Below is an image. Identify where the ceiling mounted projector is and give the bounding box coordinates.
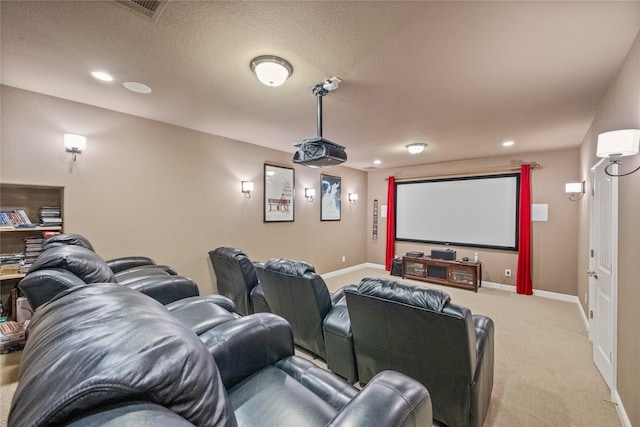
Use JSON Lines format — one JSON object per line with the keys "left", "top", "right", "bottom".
{"left": 293, "top": 78, "right": 347, "bottom": 168}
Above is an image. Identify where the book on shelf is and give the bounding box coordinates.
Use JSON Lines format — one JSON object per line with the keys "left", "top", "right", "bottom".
{"left": 23, "top": 238, "right": 43, "bottom": 270}
{"left": 39, "top": 206, "right": 62, "bottom": 227}
{"left": 0, "top": 210, "right": 33, "bottom": 227}
{"left": 0, "top": 253, "right": 25, "bottom": 275}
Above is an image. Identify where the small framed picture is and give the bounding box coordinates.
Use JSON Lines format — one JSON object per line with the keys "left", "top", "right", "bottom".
{"left": 264, "top": 164, "right": 295, "bottom": 222}
{"left": 320, "top": 174, "right": 341, "bottom": 221}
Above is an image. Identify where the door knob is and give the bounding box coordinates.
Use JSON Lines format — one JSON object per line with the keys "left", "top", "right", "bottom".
{"left": 587, "top": 270, "right": 598, "bottom": 279}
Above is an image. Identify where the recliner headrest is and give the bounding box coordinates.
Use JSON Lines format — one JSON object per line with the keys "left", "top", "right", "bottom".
{"left": 28, "top": 245, "right": 116, "bottom": 283}
{"left": 42, "top": 233, "right": 95, "bottom": 252}
{"left": 18, "top": 268, "right": 87, "bottom": 310}
{"left": 263, "top": 258, "right": 316, "bottom": 276}
{"left": 356, "top": 278, "right": 451, "bottom": 312}
{"left": 212, "top": 247, "right": 248, "bottom": 260}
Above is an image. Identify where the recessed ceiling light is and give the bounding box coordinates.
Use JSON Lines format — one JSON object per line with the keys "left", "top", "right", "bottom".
{"left": 374, "top": 160, "right": 381, "bottom": 165}
{"left": 91, "top": 71, "right": 114, "bottom": 82}
{"left": 123, "top": 81, "right": 152, "bottom": 94}
{"left": 503, "top": 140, "right": 515, "bottom": 147}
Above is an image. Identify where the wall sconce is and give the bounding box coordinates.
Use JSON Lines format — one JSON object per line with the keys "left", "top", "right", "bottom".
{"left": 565, "top": 181, "right": 585, "bottom": 201}
{"left": 250, "top": 55, "right": 293, "bottom": 87}
{"left": 64, "top": 133, "right": 87, "bottom": 161}
{"left": 596, "top": 129, "right": 640, "bottom": 177}
{"left": 241, "top": 181, "right": 253, "bottom": 199}
{"left": 348, "top": 193, "right": 358, "bottom": 205}
{"left": 305, "top": 188, "right": 315, "bottom": 202}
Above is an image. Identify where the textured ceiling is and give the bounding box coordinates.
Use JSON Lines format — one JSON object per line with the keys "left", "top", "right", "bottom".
{"left": 2, "top": 1, "right": 639, "bottom": 170}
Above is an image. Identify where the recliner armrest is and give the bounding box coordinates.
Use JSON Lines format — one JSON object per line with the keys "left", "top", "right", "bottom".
{"left": 327, "top": 371, "right": 432, "bottom": 427}
{"left": 115, "top": 267, "right": 170, "bottom": 285}
{"left": 167, "top": 296, "right": 239, "bottom": 335}
{"left": 199, "top": 313, "right": 294, "bottom": 389}
{"left": 166, "top": 294, "right": 237, "bottom": 314}
{"left": 124, "top": 275, "right": 199, "bottom": 305}
{"left": 330, "top": 287, "right": 347, "bottom": 306}
{"left": 115, "top": 265, "right": 177, "bottom": 282}
{"left": 275, "top": 356, "right": 358, "bottom": 411}
{"left": 106, "top": 256, "right": 156, "bottom": 274}
{"left": 471, "top": 315, "right": 495, "bottom": 426}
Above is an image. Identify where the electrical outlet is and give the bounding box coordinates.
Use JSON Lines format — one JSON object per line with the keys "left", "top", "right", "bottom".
{"left": 505, "top": 269, "right": 512, "bottom": 277}
{"left": 342, "top": 256, "right": 346, "bottom": 263}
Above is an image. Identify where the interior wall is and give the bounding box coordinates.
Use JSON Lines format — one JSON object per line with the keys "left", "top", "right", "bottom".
{"left": 367, "top": 147, "right": 580, "bottom": 296}
{"left": 577, "top": 30, "right": 640, "bottom": 426}
{"left": 0, "top": 86, "right": 368, "bottom": 294}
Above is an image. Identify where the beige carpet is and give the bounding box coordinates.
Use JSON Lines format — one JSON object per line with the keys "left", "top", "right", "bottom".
{"left": 0, "top": 267, "right": 619, "bottom": 426}
{"left": 324, "top": 267, "right": 619, "bottom": 427}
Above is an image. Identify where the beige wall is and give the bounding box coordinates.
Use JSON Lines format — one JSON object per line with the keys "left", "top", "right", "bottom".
{"left": 367, "top": 148, "right": 580, "bottom": 295}
{"left": 577, "top": 31, "right": 640, "bottom": 426}
{"left": 0, "top": 86, "right": 368, "bottom": 294}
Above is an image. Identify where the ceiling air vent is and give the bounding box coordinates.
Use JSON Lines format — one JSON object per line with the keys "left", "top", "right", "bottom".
{"left": 114, "top": 0, "right": 168, "bottom": 21}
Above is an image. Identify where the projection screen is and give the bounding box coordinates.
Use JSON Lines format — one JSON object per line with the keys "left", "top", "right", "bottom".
{"left": 395, "top": 174, "right": 520, "bottom": 251}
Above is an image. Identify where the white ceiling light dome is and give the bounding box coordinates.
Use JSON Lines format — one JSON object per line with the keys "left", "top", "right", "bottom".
{"left": 406, "top": 143, "right": 426, "bottom": 154}
{"left": 250, "top": 55, "right": 293, "bottom": 87}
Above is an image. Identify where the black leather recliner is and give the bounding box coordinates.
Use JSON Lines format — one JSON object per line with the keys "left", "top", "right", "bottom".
{"left": 9, "top": 283, "right": 433, "bottom": 427}
{"left": 255, "top": 258, "right": 357, "bottom": 383}
{"left": 344, "top": 277, "right": 495, "bottom": 427}
{"left": 208, "top": 247, "right": 268, "bottom": 315}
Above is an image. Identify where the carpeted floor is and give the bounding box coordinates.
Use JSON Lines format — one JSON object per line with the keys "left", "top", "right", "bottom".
{"left": 0, "top": 266, "right": 620, "bottom": 426}
{"left": 324, "top": 267, "right": 620, "bottom": 427}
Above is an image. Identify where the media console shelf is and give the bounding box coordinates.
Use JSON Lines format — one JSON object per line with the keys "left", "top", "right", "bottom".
{"left": 402, "top": 256, "right": 482, "bottom": 292}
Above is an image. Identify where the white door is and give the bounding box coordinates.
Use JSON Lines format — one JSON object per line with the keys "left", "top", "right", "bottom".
{"left": 589, "top": 160, "right": 617, "bottom": 390}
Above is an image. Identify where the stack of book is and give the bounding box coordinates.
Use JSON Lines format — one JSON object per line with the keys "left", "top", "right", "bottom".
{"left": 21, "top": 236, "right": 44, "bottom": 274}
{"left": 40, "top": 206, "right": 62, "bottom": 227}
{"left": 0, "top": 210, "right": 34, "bottom": 227}
{"left": 0, "top": 253, "right": 25, "bottom": 276}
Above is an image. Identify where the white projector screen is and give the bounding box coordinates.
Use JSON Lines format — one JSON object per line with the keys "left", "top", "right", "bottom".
{"left": 395, "top": 174, "right": 519, "bottom": 251}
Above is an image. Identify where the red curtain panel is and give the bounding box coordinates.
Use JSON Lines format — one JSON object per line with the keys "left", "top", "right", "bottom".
{"left": 516, "top": 164, "right": 533, "bottom": 295}
{"left": 385, "top": 176, "right": 396, "bottom": 271}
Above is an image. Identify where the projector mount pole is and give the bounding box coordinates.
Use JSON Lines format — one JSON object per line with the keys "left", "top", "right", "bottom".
{"left": 312, "top": 83, "right": 329, "bottom": 138}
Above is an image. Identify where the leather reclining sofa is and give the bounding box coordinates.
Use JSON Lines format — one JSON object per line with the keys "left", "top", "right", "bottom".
{"left": 17, "top": 233, "right": 240, "bottom": 338}
{"left": 18, "top": 234, "right": 202, "bottom": 309}
{"left": 9, "top": 283, "right": 433, "bottom": 427}
{"left": 344, "top": 277, "right": 495, "bottom": 427}
{"left": 41, "top": 233, "right": 178, "bottom": 276}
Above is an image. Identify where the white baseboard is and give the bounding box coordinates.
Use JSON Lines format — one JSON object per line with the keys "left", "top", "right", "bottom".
{"left": 481, "top": 281, "right": 590, "bottom": 331}
{"left": 613, "top": 389, "right": 631, "bottom": 427}
{"left": 321, "top": 262, "right": 385, "bottom": 279}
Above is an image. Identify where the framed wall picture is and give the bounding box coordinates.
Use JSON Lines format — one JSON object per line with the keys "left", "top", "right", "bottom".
{"left": 264, "top": 164, "right": 295, "bottom": 222}
{"left": 320, "top": 174, "right": 341, "bottom": 221}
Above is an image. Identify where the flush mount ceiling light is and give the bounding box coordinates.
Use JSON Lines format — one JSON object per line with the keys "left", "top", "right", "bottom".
{"left": 503, "top": 140, "right": 515, "bottom": 147}
{"left": 250, "top": 55, "right": 293, "bottom": 87}
{"left": 406, "top": 143, "right": 426, "bottom": 154}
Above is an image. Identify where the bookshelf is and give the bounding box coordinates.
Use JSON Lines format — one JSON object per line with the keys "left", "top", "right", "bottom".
{"left": 1, "top": 184, "right": 64, "bottom": 319}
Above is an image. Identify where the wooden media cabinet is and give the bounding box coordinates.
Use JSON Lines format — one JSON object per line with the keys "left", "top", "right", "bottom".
{"left": 402, "top": 256, "right": 482, "bottom": 292}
